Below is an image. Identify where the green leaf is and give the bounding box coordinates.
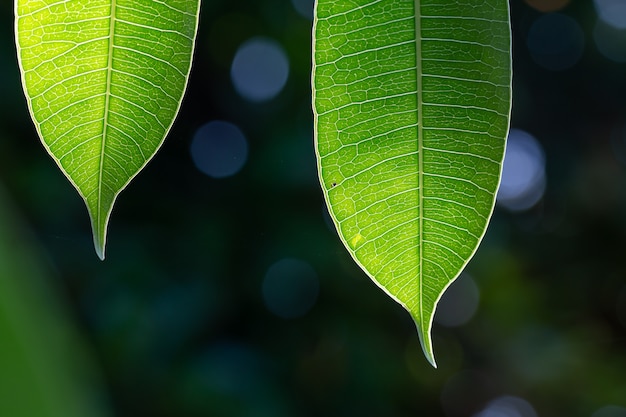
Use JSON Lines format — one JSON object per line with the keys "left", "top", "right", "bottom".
{"left": 313, "top": 0, "right": 511, "bottom": 366}
{"left": 15, "top": 0, "right": 200, "bottom": 259}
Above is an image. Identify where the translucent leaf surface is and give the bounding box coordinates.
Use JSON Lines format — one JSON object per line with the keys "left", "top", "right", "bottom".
{"left": 313, "top": 0, "right": 511, "bottom": 366}
{"left": 15, "top": 0, "right": 200, "bottom": 259}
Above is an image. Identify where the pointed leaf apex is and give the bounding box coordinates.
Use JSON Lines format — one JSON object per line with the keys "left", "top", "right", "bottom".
{"left": 90, "top": 217, "right": 107, "bottom": 261}
{"left": 95, "top": 244, "right": 105, "bottom": 261}
{"left": 414, "top": 316, "right": 437, "bottom": 368}
{"left": 421, "top": 338, "right": 437, "bottom": 369}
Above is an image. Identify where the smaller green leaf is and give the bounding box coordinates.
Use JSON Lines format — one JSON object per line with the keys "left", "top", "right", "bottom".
{"left": 15, "top": 0, "right": 201, "bottom": 259}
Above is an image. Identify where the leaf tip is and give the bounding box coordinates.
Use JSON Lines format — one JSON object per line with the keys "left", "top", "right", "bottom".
{"left": 423, "top": 347, "right": 438, "bottom": 369}
{"left": 94, "top": 239, "right": 106, "bottom": 261}
{"left": 90, "top": 219, "right": 107, "bottom": 261}
{"left": 419, "top": 333, "right": 437, "bottom": 369}
{"left": 412, "top": 314, "right": 438, "bottom": 368}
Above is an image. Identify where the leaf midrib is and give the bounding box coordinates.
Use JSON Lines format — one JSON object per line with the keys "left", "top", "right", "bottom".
{"left": 414, "top": 0, "right": 424, "bottom": 336}
{"left": 98, "top": 0, "right": 117, "bottom": 247}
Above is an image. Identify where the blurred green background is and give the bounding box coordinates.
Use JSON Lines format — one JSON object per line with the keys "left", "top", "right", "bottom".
{"left": 2, "top": 0, "right": 626, "bottom": 416}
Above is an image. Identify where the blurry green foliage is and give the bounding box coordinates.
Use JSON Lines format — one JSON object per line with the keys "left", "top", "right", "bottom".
{"left": 0, "top": 185, "right": 110, "bottom": 417}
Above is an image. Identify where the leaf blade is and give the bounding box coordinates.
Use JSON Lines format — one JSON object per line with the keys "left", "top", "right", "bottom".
{"left": 313, "top": 0, "right": 511, "bottom": 366}
{"left": 15, "top": 0, "right": 201, "bottom": 259}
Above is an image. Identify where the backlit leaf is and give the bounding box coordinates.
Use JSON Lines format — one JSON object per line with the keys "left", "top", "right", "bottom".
{"left": 313, "top": 0, "right": 511, "bottom": 366}
{"left": 15, "top": 0, "right": 200, "bottom": 259}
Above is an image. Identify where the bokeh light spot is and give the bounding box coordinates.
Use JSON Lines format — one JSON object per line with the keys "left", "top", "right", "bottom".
{"left": 527, "top": 13, "right": 584, "bottom": 71}
{"left": 473, "top": 396, "right": 538, "bottom": 417}
{"left": 592, "top": 405, "right": 626, "bottom": 417}
{"left": 497, "top": 129, "right": 546, "bottom": 212}
{"left": 190, "top": 121, "right": 248, "bottom": 178}
{"left": 231, "top": 37, "right": 289, "bottom": 102}
{"left": 594, "top": 0, "right": 626, "bottom": 29}
{"left": 593, "top": 20, "right": 626, "bottom": 62}
{"left": 291, "top": 0, "right": 314, "bottom": 20}
{"left": 525, "top": 0, "right": 570, "bottom": 13}
{"left": 262, "top": 258, "right": 319, "bottom": 319}
{"left": 198, "top": 343, "right": 258, "bottom": 394}
{"left": 435, "top": 273, "right": 480, "bottom": 327}
{"left": 509, "top": 326, "right": 574, "bottom": 382}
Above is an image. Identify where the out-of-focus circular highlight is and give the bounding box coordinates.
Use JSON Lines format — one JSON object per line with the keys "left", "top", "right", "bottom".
{"left": 291, "top": 0, "right": 314, "bottom": 20}
{"left": 594, "top": 20, "right": 626, "bottom": 62}
{"left": 592, "top": 405, "right": 626, "bottom": 417}
{"left": 231, "top": 37, "right": 290, "bottom": 102}
{"left": 190, "top": 121, "right": 248, "bottom": 179}
{"left": 527, "top": 13, "right": 584, "bottom": 71}
{"left": 262, "top": 258, "right": 319, "bottom": 319}
{"left": 435, "top": 274, "right": 480, "bottom": 328}
{"left": 594, "top": 0, "right": 626, "bottom": 30}
{"left": 473, "top": 395, "right": 538, "bottom": 417}
{"left": 497, "top": 129, "right": 546, "bottom": 212}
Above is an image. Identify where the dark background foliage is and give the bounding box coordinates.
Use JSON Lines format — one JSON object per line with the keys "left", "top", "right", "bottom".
{"left": 1, "top": 0, "right": 626, "bottom": 416}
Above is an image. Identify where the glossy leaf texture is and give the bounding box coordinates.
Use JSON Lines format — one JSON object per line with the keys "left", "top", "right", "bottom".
{"left": 313, "top": 0, "right": 511, "bottom": 366}
{"left": 15, "top": 0, "right": 200, "bottom": 259}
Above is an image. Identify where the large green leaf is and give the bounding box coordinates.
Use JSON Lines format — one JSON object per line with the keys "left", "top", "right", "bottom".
{"left": 313, "top": 0, "right": 511, "bottom": 366}
{"left": 15, "top": 0, "right": 200, "bottom": 259}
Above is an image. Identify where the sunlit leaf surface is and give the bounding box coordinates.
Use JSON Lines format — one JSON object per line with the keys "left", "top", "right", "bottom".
{"left": 313, "top": 0, "right": 511, "bottom": 366}
{"left": 15, "top": 0, "right": 200, "bottom": 259}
